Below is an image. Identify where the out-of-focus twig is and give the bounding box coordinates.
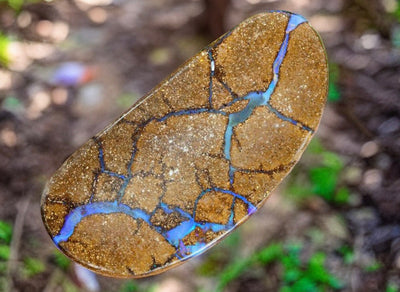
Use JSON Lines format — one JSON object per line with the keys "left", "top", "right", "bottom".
{"left": 5, "top": 197, "right": 31, "bottom": 292}
{"left": 42, "top": 269, "right": 64, "bottom": 292}
{"left": 340, "top": 104, "right": 375, "bottom": 139}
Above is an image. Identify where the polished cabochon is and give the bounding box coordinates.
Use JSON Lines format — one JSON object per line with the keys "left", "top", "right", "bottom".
{"left": 41, "top": 11, "right": 328, "bottom": 278}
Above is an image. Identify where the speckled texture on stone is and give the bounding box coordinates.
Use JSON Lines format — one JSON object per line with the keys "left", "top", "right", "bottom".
{"left": 41, "top": 11, "right": 328, "bottom": 278}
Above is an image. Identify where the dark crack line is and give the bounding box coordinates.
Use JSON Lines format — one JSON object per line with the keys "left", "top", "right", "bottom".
{"left": 235, "top": 161, "right": 296, "bottom": 176}
{"left": 88, "top": 171, "right": 100, "bottom": 203}
{"left": 160, "top": 92, "right": 174, "bottom": 111}
{"left": 217, "top": 76, "right": 239, "bottom": 101}
{"left": 265, "top": 103, "right": 314, "bottom": 132}
{"left": 93, "top": 138, "right": 127, "bottom": 180}
{"left": 194, "top": 164, "right": 205, "bottom": 190}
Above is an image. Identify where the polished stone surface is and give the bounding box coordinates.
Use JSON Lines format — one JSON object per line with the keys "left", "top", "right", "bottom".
{"left": 41, "top": 11, "right": 328, "bottom": 278}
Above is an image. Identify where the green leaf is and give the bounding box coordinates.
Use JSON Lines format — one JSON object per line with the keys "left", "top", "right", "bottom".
{"left": 290, "top": 277, "right": 318, "bottom": 292}
{"left": 0, "top": 221, "right": 12, "bottom": 244}
{"left": 217, "top": 257, "right": 253, "bottom": 291}
{"left": 197, "top": 254, "right": 222, "bottom": 276}
{"left": 0, "top": 32, "right": 10, "bottom": 67}
{"left": 221, "top": 230, "right": 241, "bottom": 248}
{"left": 309, "top": 167, "right": 338, "bottom": 200}
{"left": 394, "top": 1, "right": 400, "bottom": 23}
{"left": 364, "top": 261, "right": 382, "bottom": 272}
{"left": 23, "top": 257, "right": 46, "bottom": 277}
{"left": 337, "top": 245, "right": 354, "bottom": 264}
{"left": 328, "top": 277, "right": 344, "bottom": 290}
{"left": 146, "top": 284, "right": 158, "bottom": 292}
{"left": 283, "top": 267, "right": 301, "bottom": 283}
{"left": 285, "top": 242, "right": 303, "bottom": 255}
{"left": 308, "top": 151, "right": 344, "bottom": 201}
{"left": 328, "top": 83, "right": 341, "bottom": 102}
{"left": 283, "top": 243, "right": 302, "bottom": 267}
{"left": 386, "top": 282, "right": 399, "bottom": 292}
{"left": 5, "top": 0, "right": 24, "bottom": 11}
{"left": 306, "top": 252, "right": 343, "bottom": 289}
{"left": 307, "top": 253, "right": 332, "bottom": 284}
{"left": 328, "top": 62, "right": 341, "bottom": 102}
{"left": 334, "top": 187, "right": 350, "bottom": 205}
{"left": 279, "top": 285, "right": 293, "bottom": 292}
{"left": 307, "top": 139, "right": 324, "bottom": 154}
{"left": 308, "top": 252, "right": 326, "bottom": 268}
{"left": 0, "top": 245, "right": 10, "bottom": 260}
{"left": 119, "top": 281, "right": 139, "bottom": 292}
{"left": 321, "top": 152, "right": 343, "bottom": 171}
{"left": 62, "top": 279, "right": 80, "bottom": 292}
{"left": 257, "top": 243, "right": 283, "bottom": 264}
{"left": 53, "top": 250, "right": 70, "bottom": 270}
{"left": 286, "top": 184, "right": 313, "bottom": 201}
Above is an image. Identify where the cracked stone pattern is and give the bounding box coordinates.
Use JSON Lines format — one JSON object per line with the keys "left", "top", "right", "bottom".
{"left": 41, "top": 11, "right": 328, "bottom": 278}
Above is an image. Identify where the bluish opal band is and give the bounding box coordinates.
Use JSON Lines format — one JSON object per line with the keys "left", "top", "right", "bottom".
{"left": 54, "top": 188, "right": 255, "bottom": 258}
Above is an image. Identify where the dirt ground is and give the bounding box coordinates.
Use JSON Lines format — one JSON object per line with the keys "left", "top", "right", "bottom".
{"left": 0, "top": 0, "right": 399, "bottom": 291}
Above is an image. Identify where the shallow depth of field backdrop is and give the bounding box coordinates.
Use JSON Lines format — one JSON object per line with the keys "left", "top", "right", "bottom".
{"left": 0, "top": 0, "right": 400, "bottom": 291}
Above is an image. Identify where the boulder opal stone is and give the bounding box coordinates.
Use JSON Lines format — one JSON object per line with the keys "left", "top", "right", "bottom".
{"left": 41, "top": 11, "right": 328, "bottom": 278}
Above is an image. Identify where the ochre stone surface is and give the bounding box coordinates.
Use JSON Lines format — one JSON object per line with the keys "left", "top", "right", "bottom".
{"left": 41, "top": 11, "right": 328, "bottom": 278}
{"left": 269, "top": 23, "right": 328, "bottom": 129}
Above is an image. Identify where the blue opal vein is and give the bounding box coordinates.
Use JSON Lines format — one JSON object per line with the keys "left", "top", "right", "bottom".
{"left": 54, "top": 189, "right": 255, "bottom": 258}
{"left": 53, "top": 13, "right": 311, "bottom": 261}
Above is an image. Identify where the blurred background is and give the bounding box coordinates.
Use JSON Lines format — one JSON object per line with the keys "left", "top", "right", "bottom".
{"left": 0, "top": 0, "right": 400, "bottom": 291}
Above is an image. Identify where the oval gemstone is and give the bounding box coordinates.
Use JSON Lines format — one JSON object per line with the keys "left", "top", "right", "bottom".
{"left": 41, "top": 11, "right": 328, "bottom": 278}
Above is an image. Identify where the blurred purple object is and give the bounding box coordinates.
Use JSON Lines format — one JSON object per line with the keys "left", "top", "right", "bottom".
{"left": 52, "top": 62, "right": 94, "bottom": 86}
{"left": 73, "top": 263, "right": 100, "bottom": 292}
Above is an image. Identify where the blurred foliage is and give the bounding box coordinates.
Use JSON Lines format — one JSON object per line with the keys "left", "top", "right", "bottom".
{"left": 214, "top": 242, "right": 342, "bottom": 292}
{"left": 3, "top": 0, "right": 24, "bottom": 11}
{"left": 148, "top": 47, "right": 172, "bottom": 66}
{"left": 328, "top": 62, "right": 341, "bottom": 102}
{"left": 390, "top": 1, "right": 400, "bottom": 48}
{"left": 0, "top": 32, "right": 10, "bottom": 67}
{"left": 197, "top": 231, "right": 241, "bottom": 277}
{"left": 0, "top": 221, "right": 12, "bottom": 291}
{"left": 0, "top": 0, "right": 43, "bottom": 12}
{"left": 309, "top": 151, "right": 343, "bottom": 200}
{"left": 52, "top": 249, "right": 70, "bottom": 271}
{"left": 22, "top": 257, "right": 46, "bottom": 277}
{"left": 392, "top": 26, "right": 400, "bottom": 48}
{"left": 0, "top": 245, "right": 10, "bottom": 261}
{"left": 280, "top": 247, "right": 342, "bottom": 292}
{"left": 0, "top": 221, "right": 12, "bottom": 267}
{"left": 119, "top": 281, "right": 157, "bottom": 292}
{"left": 119, "top": 281, "right": 140, "bottom": 292}
{"left": 286, "top": 139, "right": 351, "bottom": 205}
{"left": 198, "top": 137, "right": 354, "bottom": 290}
{"left": 394, "top": 0, "right": 400, "bottom": 22}
{"left": 363, "top": 260, "right": 382, "bottom": 273}
{"left": 117, "top": 93, "right": 141, "bottom": 109}
{"left": 0, "top": 221, "right": 12, "bottom": 245}
{"left": 2, "top": 96, "right": 22, "bottom": 112}
{"left": 387, "top": 282, "right": 400, "bottom": 292}
{"left": 337, "top": 245, "right": 355, "bottom": 265}
{"left": 0, "top": 1, "right": 395, "bottom": 291}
